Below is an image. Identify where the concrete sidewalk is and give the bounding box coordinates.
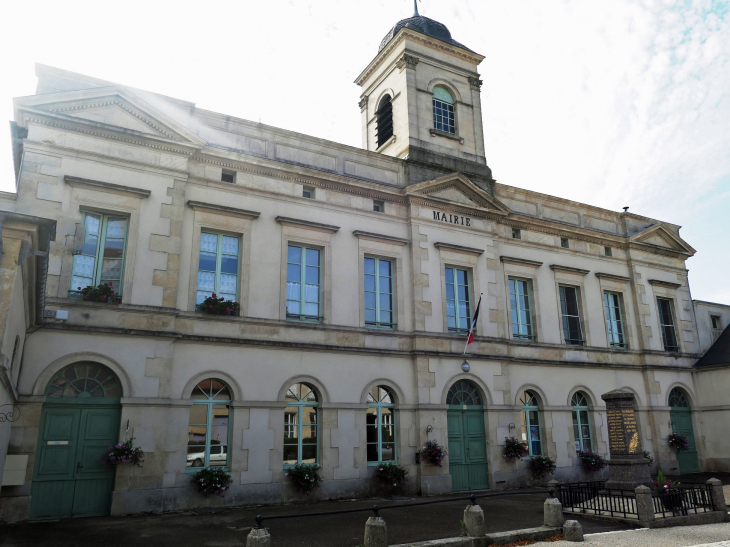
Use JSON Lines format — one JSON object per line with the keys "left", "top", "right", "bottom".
{"left": 0, "top": 492, "right": 633, "bottom": 547}
{"left": 535, "top": 522, "right": 730, "bottom": 547}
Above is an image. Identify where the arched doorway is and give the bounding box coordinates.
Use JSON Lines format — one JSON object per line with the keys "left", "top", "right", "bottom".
{"left": 30, "top": 362, "right": 122, "bottom": 520}
{"left": 669, "top": 388, "right": 699, "bottom": 474}
{"left": 446, "top": 380, "right": 488, "bottom": 491}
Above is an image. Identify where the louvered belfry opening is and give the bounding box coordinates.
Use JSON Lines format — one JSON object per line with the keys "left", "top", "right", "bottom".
{"left": 376, "top": 95, "right": 393, "bottom": 148}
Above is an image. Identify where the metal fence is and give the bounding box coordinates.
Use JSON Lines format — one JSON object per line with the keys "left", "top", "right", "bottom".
{"left": 558, "top": 481, "right": 639, "bottom": 519}
{"left": 652, "top": 484, "right": 715, "bottom": 518}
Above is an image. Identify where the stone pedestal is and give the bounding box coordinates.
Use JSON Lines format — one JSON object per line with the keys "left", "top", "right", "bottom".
{"left": 364, "top": 516, "right": 388, "bottom": 547}
{"left": 543, "top": 497, "right": 564, "bottom": 527}
{"left": 601, "top": 390, "right": 652, "bottom": 490}
{"left": 463, "top": 504, "right": 485, "bottom": 537}
{"left": 707, "top": 478, "right": 730, "bottom": 520}
{"left": 634, "top": 485, "right": 655, "bottom": 527}
{"left": 246, "top": 528, "right": 271, "bottom": 547}
{"left": 563, "top": 520, "right": 584, "bottom": 542}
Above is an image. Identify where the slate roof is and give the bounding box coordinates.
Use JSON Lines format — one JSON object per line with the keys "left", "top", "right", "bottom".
{"left": 378, "top": 16, "right": 473, "bottom": 53}
{"left": 694, "top": 324, "right": 730, "bottom": 368}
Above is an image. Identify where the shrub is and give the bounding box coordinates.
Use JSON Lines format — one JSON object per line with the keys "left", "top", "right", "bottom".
{"left": 421, "top": 440, "right": 447, "bottom": 467}
{"left": 192, "top": 467, "right": 233, "bottom": 498}
{"left": 503, "top": 437, "right": 529, "bottom": 463}
{"left": 286, "top": 463, "right": 322, "bottom": 494}
{"left": 528, "top": 455, "right": 556, "bottom": 479}
{"left": 667, "top": 433, "right": 689, "bottom": 452}
{"left": 654, "top": 470, "right": 680, "bottom": 488}
{"left": 199, "top": 293, "right": 240, "bottom": 316}
{"left": 643, "top": 450, "right": 655, "bottom": 464}
{"left": 78, "top": 282, "right": 120, "bottom": 304}
{"left": 577, "top": 450, "right": 607, "bottom": 473}
{"left": 374, "top": 462, "right": 408, "bottom": 492}
{"left": 101, "top": 437, "right": 144, "bottom": 469}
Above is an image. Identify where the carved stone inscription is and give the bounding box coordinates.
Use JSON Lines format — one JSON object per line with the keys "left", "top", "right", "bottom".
{"left": 607, "top": 407, "right": 639, "bottom": 455}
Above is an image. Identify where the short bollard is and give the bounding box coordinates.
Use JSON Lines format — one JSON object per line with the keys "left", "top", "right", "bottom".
{"left": 246, "top": 527, "right": 271, "bottom": 547}
{"left": 634, "top": 485, "right": 655, "bottom": 527}
{"left": 463, "top": 504, "right": 485, "bottom": 537}
{"left": 543, "top": 496, "right": 564, "bottom": 527}
{"left": 364, "top": 515, "right": 388, "bottom": 547}
{"left": 707, "top": 478, "right": 729, "bottom": 520}
{"left": 563, "top": 520, "right": 584, "bottom": 542}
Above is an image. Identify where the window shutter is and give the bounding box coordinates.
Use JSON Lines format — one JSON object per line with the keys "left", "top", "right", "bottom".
{"left": 72, "top": 222, "right": 85, "bottom": 254}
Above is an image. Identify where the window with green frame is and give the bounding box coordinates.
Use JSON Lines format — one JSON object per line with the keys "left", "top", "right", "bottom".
{"left": 571, "top": 392, "right": 593, "bottom": 453}
{"left": 559, "top": 286, "right": 584, "bottom": 346}
{"left": 657, "top": 298, "right": 679, "bottom": 352}
{"left": 604, "top": 292, "right": 626, "bottom": 349}
{"left": 365, "top": 257, "right": 394, "bottom": 329}
{"left": 510, "top": 278, "right": 535, "bottom": 341}
{"left": 286, "top": 245, "right": 321, "bottom": 322}
{"left": 446, "top": 267, "right": 471, "bottom": 333}
{"left": 196, "top": 232, "right": 240, "bottom": 306}
{"left": 366, "top": 386, "right": 396, "bottom": 464}
{"left": 187, "top": 379, "right": 231, "bottom": 470}
{"left": 519, "top": 390, "right": 542, "bottom": 456}
{"left": 71, "top": 212, "right": 128, "bottom": 295}
{"left": 283, "top": 383, "right": 319, "bottom": 465}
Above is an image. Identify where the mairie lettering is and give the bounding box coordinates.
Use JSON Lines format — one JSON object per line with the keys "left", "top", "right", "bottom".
{"left": 432, "top": 210, "right": 471, "bottom": 227}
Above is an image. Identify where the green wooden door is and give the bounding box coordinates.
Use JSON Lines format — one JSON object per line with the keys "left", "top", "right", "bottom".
{"left": 30, "top": 405, "right": 120, "bottom": 519}
{"left": 447, "top": 409, "right": 489, "bottom": 491}
{"left": 671, "top": 409, "right": 699, "bottom": 474}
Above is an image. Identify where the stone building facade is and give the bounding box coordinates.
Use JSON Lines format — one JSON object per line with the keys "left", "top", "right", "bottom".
{"left": 0, "top": 11, "right": 727, "bottom": 522}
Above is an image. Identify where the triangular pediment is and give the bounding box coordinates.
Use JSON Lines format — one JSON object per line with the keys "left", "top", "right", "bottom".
{"left": 629, "top": 223, "right": 696, "bottom": 256}
{"left": 405, "top": 173, "right": 510, "bottom": 214}
{"left": 14, "top": 86, "right": 205, "bottom": 148}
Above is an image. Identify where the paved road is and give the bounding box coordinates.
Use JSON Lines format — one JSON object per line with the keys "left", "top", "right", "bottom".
{"left": 0, "top": 492, "right": 634, "bottom": 547}
{"left": 534, "top": 522, "right": 730, "bottom": 547}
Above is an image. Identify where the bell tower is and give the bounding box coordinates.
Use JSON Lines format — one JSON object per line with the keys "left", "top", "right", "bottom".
{"left": 355, "top": 6, "right": 494, "bottom": 192}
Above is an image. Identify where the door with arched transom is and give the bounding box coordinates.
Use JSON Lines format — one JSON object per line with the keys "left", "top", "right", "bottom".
{"left": 30, "top": 363, "right": 122, "bottom": 520}
{"left": 669, "top": 388, "right": 699, "bottom": 474}
{"left": 446, "top": 380, "right": 489, "bottom": 491}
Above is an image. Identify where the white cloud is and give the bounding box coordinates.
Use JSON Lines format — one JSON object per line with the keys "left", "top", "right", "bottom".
{"left": 0, "top": 0, "right": 727, "bottom": 302}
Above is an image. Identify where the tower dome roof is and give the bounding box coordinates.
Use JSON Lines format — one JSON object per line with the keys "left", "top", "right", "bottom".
{"left": 378, "top": 15, "right": 473, "bottom": 53}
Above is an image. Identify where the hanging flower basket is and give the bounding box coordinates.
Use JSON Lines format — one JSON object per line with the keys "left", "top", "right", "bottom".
{"left": 577, "top": 451, "right": 607, "bottom": 473}
{"left": 101, "top": 437, "right": 144, "bottom": 469}
{"left": 197, "top": 293, "right": 240, "bottom": 316}
{"left": 374, "top": 462, "right": 408, "bottom": 493}
{"left": 503, "top": 437, "right": 529, "bottom": 463}
{"left": 528, "top": 455, "right": 556, "bottom": 479}
{"left": 192, "top": 467, "right": 233, "bottom": 498}
{"left": 667, "top": 433, "right": 689, "bottom": 452}
{"left": 285, "top": 463, "right": 322, "bottom": 495}
{"left": 421, "top": 440, "right": 447, "bottom": 467}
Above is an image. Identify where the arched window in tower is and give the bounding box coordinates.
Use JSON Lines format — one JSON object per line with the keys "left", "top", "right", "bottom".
{"left": 432, "top": 86, "right": 455, "bottom": 134}
{"left": 571, "top": 391, "right": 593, "bottom": 453}
{"left": 376, "top": 95, "right": 393, "bottom": 148}
{"left": 520, "top": 390, "right": 542, "bottom": 456}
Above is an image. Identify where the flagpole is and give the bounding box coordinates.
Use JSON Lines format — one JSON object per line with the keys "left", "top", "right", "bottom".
{"left": 463, "top": 293, "right": 483, "bottom": 356}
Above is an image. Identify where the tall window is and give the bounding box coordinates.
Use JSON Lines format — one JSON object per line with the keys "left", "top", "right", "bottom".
{"left": 71, "top": 212, "right": 128, "bottom": 294}
{"left": 187, "top": 379, "right": 231, "bottom": 469}
{"left": 287, "top": 245, "right": 321, "bottom": 322}
{"left": 446, "top": 267, "right": 470, "bottom": 334}
{"left": 365, "top": 257, "right": 394, "bottom": 329}
{"left": 366, "top": 386, "right": 396, "bottom": 464}
{"left": 520, "top": 390, "right": 542, "bottom": 456}
{"left": 510, "top": 278, "right": 534, "bottom": 341}
{"left": 196, "top": 232, "right": 240, "bottom": 306}
{"left": 376, "top": 95, "right": 393, "bottom": 147}
{"left": 559, "top": 286, "right": 584, "bottom": 346}
{"left": 604, "top": 292, "right": 626, "bottom": 349}
{"left": 571, "top": 392, "right": 593, "bottom": 453}
{"left": 283, "top": 383, "right": 318, "bottom": 465}
{"left": 657, "top": 298, "right": 679, "bottom": 352}
{"left": 432, "top": 86, "right": 455, "bottom": 134}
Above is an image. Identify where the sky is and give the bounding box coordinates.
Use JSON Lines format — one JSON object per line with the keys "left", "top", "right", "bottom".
{"left": 1, "top": 0, "right": 728, "bottom": 303}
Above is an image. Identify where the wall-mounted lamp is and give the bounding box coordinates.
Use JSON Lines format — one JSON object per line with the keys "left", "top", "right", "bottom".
{"left": 461, "top": 361, "right": 470, "bottom": 373}
{"left": 508, "top": 423, "right": 515, "bottom": 433}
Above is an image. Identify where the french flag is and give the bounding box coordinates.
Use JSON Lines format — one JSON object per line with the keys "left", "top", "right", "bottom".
{"left": 465, "top": 295, "right": 482, "bottom": 346}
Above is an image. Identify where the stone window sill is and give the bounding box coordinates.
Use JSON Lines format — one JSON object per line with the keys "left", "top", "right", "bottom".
{"left": 430, "top": 128, "right": 464, "bottom": 144}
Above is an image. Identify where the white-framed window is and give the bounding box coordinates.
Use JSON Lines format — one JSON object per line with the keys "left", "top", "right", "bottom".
{"left": 711, "top": 315, "right": 722, "bottom": 330}
{"left": 559, "top": 286, "right": 584, "bottom": 346}
{"left": 196, "top": 232, "right": 240, "bottom": 307}
{"left": 283, "top": 383, "right": 319, "bottom": 465}
{"left": 604, "top": 292, "right": 626, "bottom": 349}
{"left": 604, "top": 246, "right": 613, "bottom": 257}
{"left": 512, "top": 228, "right": 522, "bottom": 240}
{"left": 221, "top": 169, "right": 236, "bottom": 183}
{"left": 445, "top": 267, "right": 471, "bottom": 334}
{"left": 520, "top": 390, "right": 542, "bottom": 456}
{"left": 71, "top": 212, "right": 129, "bottom": 296}
{"left": 187, "top": 379, "right": 231, "bottom": 470}
{"left": 365, "top": 257, "right": 394, "bottom": 329}
{"left": 373, "top": 200, "right": 384, "bottom": 213}
{"left": 303, "top": 186, "right": 315, "bottom": 199}
{"left": 561, "top": 237, "right": 569, "bottom": 249}
{"left": 571, "top": 392, "right": 593, "bottom": 453}
{"left": 657, "top": 298, "right": 679, "bottom": 352}
{"left": 366, "top": 386, "right": 396, "bottom": 464}
{"left": 286, "top": 245, "right": 321, "bottom": 322}
{"left": 509, "top": 278, "right": 535, "bottom": 341}
{"left": 432, "top": 86, "right": 455, "bottom": 134}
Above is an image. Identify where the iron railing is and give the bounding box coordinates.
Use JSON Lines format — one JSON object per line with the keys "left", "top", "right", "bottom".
{"left": 253, "top": 489, "right": 554, "bottom": 530}
{"left": 558, "top": 481, "right": 639, "bottom": 519}
{"left": 653, "top": 484, "right": 715, "bottom": 518}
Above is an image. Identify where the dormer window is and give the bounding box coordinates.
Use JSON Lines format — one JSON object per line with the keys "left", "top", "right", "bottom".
{"left": 432, "top": 87, "right": 455, "bottom": 134}
{"left": 376, "top": 95, "right": 393, "bottom": 148}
